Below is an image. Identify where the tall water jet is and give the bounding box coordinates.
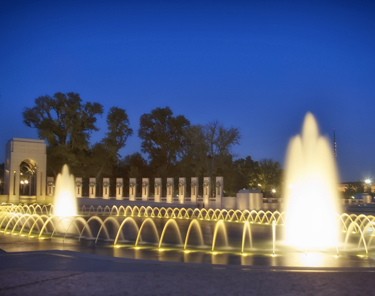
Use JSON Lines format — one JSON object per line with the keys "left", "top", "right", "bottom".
{"left": 283, "top": 112, "right": 340, "bottom": 250}
{"left": 53, "top": 164, "right": 77, "bottom": 216}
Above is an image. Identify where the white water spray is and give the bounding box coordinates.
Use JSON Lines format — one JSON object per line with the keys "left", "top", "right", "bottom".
{"left": 53, "top": 164, "right": 77, "bottom": 216}
{"left": 284, "top": 112, "right": 340, "bottom": 250}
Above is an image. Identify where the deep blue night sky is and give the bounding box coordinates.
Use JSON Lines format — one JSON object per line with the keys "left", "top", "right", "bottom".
{"left": 1, "top": 0, "right": 374, "bottom": 182}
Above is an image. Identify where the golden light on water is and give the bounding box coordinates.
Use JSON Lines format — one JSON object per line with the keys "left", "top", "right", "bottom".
{"left": 284, "top": 113, "right": 340, "bottom": 250}
{"left": 299, "top": 252, "right": 324, "bottom": 267}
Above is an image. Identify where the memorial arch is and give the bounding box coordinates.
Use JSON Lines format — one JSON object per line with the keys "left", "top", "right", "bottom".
{"left": 4, "top": 138, "right": 46, "bottom": 203}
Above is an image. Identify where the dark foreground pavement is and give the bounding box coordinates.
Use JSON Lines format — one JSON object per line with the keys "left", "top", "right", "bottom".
{"left": 0, "top": 249, "right": 374, "bottom": 296}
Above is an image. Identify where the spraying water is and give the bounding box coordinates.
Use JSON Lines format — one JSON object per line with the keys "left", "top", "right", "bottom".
{"left": 284, "top": 112, "right": 340, "bottom": 250}
{"left": 53, "top": 164, "right": 77, "bottom": 216}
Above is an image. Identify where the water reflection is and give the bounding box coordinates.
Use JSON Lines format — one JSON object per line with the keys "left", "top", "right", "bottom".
{"left": 1, "top": 234, "right": 373, "bottom": 268}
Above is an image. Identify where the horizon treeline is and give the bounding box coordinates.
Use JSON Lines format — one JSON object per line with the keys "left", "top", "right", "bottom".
{"left": 21, "top": 92, "right": 283, "bottom": 197}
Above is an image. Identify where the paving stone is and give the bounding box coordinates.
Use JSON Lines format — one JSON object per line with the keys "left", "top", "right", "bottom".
{"left": 0, "top": 251, "right": 374, "bottom": 296}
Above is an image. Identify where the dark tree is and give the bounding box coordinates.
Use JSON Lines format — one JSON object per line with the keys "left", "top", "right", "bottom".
{"left": 138, "top": 107, "right": 190, "bottom": 170}
{"left": 23, "top": 92, "right": 103, "bottom": 149}
{"left": 183, "top": 121, "right": 240, "bottom": 179}
{"left": 102, "top": 107, "right": 133, "bottom": 158}
{"left": 85, "top": 107, "right": 134, "bottom": 178}
{"left": 231, "top": 156, "right": 260, "bottom": 191}
{"left": 257, "top": 159, "right": 283, "bottom": 197}
{"left": 22, "top": 92, "right": 103, "bottom": 175}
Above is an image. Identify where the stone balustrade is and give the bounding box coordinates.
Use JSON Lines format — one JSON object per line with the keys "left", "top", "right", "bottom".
{"left": 45, "top": 176, "right": 224, "bottom": 207}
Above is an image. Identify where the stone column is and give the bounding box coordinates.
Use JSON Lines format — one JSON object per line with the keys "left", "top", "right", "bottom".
{"left": 75, "top": 178, "right": 82, "bottom": 198}
{"left": 178, "top": 178, "right": 186, "bottom": 204}
{"left": 154, "top": 178, "right": 162, "bottom": 202}
{"left": 166, "top": 178, "right": 174, "bottom": 203}
{"left": 103, "top": 178, "right": 110, "bottom": 199}
{"left": 8, "top": 170, "right": 19, "bottom": 204}
{"left": 142, "top": 178, "right": 149, "bottom": 201}
{"left": 129, "top": 178, "right": 136, "bottom": 201}
{"left": 215, "top": 176, "right": 224, "bottom": 208}
{"left": 89, "top": 178, "right": 96, "bottom": 199}
{"left": 203, "top": 177, "right": 211, "bottom": 207}
{"left": 116, "top": 178, "right": 123, "bottom": 200}
{"left": 190, "top": 177, "right": 198, "bottom": 204}
{"left": 47, "top": 177, "right": 54, "bottom": 197}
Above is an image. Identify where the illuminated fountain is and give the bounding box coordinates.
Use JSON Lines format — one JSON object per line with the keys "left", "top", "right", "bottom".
{"left": 283, "top": 112, "right": 340, "bottom": 250}
{"left": 0, "top": 113, "right": 375, "bottom": 267}
{"left": 53, "top": 164, "right": 77, "bottom": 217}
{"left": 0, "top": 203, "right": 374, "bottom": 266}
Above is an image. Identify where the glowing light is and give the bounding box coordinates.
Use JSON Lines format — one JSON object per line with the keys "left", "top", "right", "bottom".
{"left": 299, "top": 252, "right": 324, "bottom": 267}
{"left": 0, "top": 202, "right": 374, "bottom": 264}
{"left": 53, "top": 165, "right": 77, "bottom": 217}
{"left": 284, "top": 113, "right": 340, "bottom": 250}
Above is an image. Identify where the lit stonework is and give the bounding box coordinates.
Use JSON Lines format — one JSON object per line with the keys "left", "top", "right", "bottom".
{"left": 4, "top": 138, "right": 46, "bottom": 203}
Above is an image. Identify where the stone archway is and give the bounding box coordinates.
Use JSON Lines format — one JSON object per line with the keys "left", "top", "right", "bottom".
{"left": 19, "top": 159, "right": 37, "bottom": 197}
{"left": 4, "top": 138, "right": 46, "bottom": 204}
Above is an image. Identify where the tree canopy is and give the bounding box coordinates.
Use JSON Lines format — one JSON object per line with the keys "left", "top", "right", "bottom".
{"left": 23, "top": 92, "right": 103, "bottom": 150}
{"left": 102, "top": 107, "right": 133, "bottom": 157}
{"left": 23, "top": 92, "right": 104, "bottom": 175}
{"left": 183, "top": 121, "right": 240, "bottom": 179}
{"left": 138, "top": 106, "right": 190, "bottom": 170}
{"left": 257, "top": 159, "right": 283, "bottom": 197}
{"left": 21, "top": 93, "right": 285, "bottom": 196}
{"left": 23, "top": 92, "right": 136, "bottom": 177}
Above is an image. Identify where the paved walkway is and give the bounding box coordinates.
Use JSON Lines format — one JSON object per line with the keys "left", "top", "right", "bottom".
{"left": 0, "top": 248, "right": 374, "bottom": 296}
